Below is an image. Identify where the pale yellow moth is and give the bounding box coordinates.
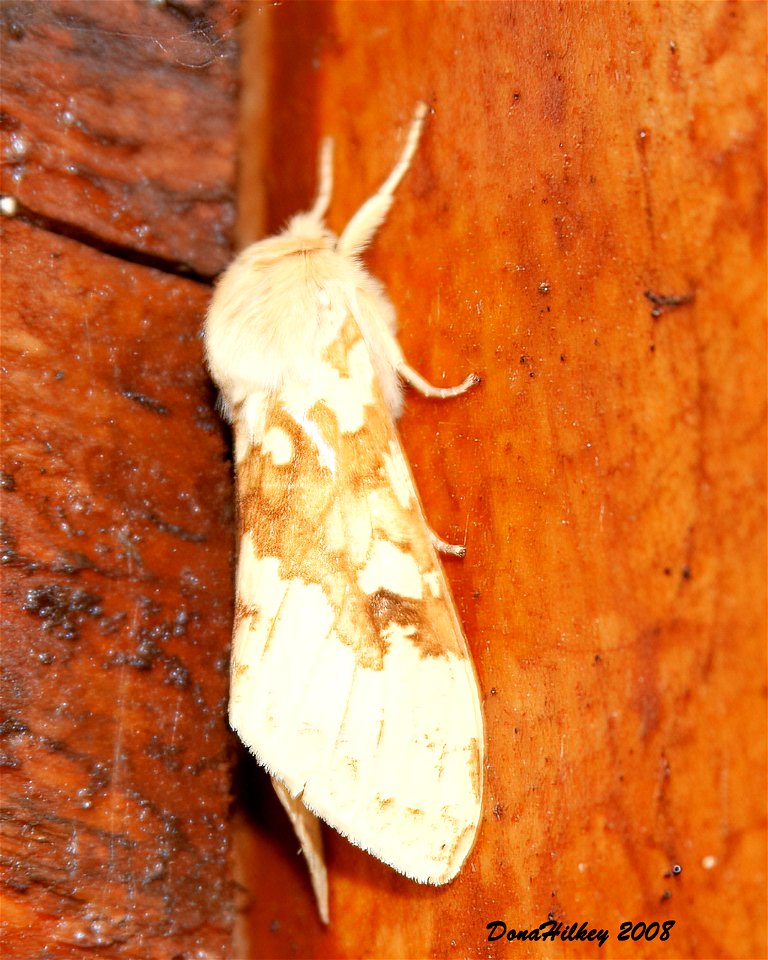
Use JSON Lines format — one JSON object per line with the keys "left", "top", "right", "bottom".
{"left": 205, "top": 103, "right": 484, "bottom": 919}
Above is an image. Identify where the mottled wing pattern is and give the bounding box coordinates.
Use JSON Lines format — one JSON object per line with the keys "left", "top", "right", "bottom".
{"left": 230, "top": 314, "right": 483, "bottom": 883}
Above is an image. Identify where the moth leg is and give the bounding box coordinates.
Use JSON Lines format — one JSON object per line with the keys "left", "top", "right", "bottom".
{"left": 430, "top": 529, "right": 466, "bottom": 558}
{"left": 399, "top": 362, "right": 480, "bottom": 399}
{"left": 271, "top": 778, "right": 329, "bottom": 924}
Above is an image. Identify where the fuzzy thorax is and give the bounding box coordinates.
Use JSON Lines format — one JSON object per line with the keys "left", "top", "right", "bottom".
{"left": 205, "top": 223, "right": 404, "bottom": 428}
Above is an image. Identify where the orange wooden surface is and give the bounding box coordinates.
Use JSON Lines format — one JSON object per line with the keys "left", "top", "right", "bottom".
{"left": 231, "top": 3, "right": 767, "bottom": 958}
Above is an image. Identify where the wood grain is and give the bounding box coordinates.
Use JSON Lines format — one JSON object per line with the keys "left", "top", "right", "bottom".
{"left": 1, "top": 0, "right": 239, "bottom": 277}
{"left": 232, "top": 3, "right": 767, "bottom": 958}
{"left": 1, "top": 2, "right": 240, "bottom": 956}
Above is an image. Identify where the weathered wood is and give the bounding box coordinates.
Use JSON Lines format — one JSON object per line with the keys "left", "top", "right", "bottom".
{"left": 1, "top": 222, "right": 236, "bottom": 959}
{"left": 1, "top": 0, "right": 240, "bottom": 277}
{"left": 1, "top": 2, "right": 240, "bottom": 956}
{"left": 233, "top": 2, "right": 767, "bottom": 958}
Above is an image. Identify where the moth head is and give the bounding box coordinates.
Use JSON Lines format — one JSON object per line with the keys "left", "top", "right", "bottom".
{"left": 280, "top": 133, "right": 395, "bottom": 259}
{"left": 227, "top": 217, "right": 336, "bottom": 267}
{"left": 276, "top": 105, "right": 428, "bottom": 261}
{"left": 282, "top": 212, "right": 337, "bottom": 253}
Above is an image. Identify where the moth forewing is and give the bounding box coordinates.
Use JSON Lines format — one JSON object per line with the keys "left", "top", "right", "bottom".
{"left": 206, "top": 103, "right": 484, "bottom": 905}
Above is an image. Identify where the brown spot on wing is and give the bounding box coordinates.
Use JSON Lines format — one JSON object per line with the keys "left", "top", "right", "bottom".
{"left": 367, "top": 588, "right": 420, "bottom": 631}
{"left": 366, "top": 588, "right": 452, "bottom": 659}
{"left": 234, "top": 597, "right": 260, "bottom": 627}
{"left": 321, "top": 333, "right": 355, "bottom": 377}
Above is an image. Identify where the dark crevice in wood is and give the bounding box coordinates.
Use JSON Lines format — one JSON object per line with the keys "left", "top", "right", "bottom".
{"left": 6, "top": 200, "right": 217, "bottom": 284}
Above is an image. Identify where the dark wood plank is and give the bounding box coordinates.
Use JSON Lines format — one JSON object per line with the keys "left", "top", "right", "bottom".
{"left": 1, "top": 2, "right": 241, "bottom": 955}
{"left": 1, "top": 0, "right": 240, "bottom": 277}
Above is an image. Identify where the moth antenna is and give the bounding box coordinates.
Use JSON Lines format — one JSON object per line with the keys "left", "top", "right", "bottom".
{"left": 338, "top": 101, "right": 429, "bottom": 256}
{"left": 376, "top": 101, "right": 429, "bottom": 200}
{"left": 309, "top": 137, "right": 334, "bottom": 221}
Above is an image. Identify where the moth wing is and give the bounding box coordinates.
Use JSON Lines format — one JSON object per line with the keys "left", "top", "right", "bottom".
{"left": 230, "top": 316, "right": 483, "bottom": 884}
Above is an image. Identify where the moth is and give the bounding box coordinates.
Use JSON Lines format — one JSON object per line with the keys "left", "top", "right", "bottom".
{"left": 205, "top": 103, "right": 484, "bottom": 918}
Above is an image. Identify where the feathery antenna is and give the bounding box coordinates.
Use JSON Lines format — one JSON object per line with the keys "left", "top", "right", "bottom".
{"left": 338, "top": 102, "right": 430, "bottom": 256}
